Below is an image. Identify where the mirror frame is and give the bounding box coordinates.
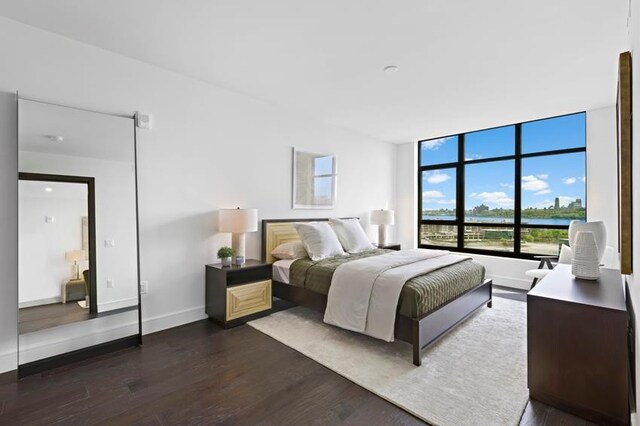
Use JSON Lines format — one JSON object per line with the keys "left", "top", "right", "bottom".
{"left": 16, "top": 96, "right": 143, "bottom": 377}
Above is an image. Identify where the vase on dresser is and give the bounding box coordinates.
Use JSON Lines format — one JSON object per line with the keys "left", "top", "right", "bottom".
{"left": 571, "top": 231, "right": 600, "bottom": 280}
{"left": 568, "top": 220, "right": 607, "bottom": 263}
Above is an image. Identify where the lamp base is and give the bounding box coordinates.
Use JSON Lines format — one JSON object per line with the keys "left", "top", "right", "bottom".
{"left": 231, "top": 232, "right": 246, "bottom": 259}
{"left": 378, "top": 225, "right": 388, "bottom": 246}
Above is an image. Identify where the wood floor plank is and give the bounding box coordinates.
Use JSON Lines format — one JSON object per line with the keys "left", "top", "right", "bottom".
{"left": 0, "top": 315, "right": 598, "bottom": 425}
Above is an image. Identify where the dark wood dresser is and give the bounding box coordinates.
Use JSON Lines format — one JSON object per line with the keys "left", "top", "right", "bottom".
{"left": 527, "top": 264, "right": 629, "bottom": 425}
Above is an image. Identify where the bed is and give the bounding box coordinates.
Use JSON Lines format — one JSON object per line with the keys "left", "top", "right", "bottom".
{"left": 262, "top": 218, "right": 492, "bottom": 366}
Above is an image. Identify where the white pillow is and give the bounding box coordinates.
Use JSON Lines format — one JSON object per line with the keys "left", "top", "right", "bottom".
{"left": 329, "top": 218, "right": 375, "bottom": 253}
{"left": 558, "top": 244, "right": 573, "bottom": 264}
{"left": 294, "top": 222, "right": 347, "bottom": 261}
{"left": 271, "top": 241, "right": 308, "bottom": 260}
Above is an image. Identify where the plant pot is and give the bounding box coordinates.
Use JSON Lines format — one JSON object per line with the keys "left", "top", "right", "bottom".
{"left": 221, "top": 257, "right": 232, "bottom": 267}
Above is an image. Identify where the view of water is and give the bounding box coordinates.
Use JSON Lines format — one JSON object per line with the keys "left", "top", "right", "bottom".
{"left": 422, "top": 215, "right": 573, "bottom": 226}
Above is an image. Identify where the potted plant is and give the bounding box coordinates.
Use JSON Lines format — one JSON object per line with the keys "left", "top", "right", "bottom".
{"left": 217, "top": 246, "right": 235, "bottom": 267}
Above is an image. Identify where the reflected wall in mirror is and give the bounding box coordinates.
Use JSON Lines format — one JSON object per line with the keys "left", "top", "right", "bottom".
{"left": 292, "top": 148, "right": 337, "bottom": 209}
{"left": 18, "top": 98, "right": 140, "bottom": 369}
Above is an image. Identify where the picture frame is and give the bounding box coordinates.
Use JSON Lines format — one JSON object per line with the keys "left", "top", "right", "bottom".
{"left": 292, "top": 148, "right": 337, "bottom": 209}
{"left": 616, "top": 51, "right": 633, "bottom": 274}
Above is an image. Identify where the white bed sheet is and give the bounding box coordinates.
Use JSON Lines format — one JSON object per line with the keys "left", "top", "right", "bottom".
{"left": 272, "top": 259, "right": 297, "bottom": 284}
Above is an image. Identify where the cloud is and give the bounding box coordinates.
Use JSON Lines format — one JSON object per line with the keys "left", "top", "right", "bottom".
{"left": 422, "top": 190, "right": 445, "bottom": 200}
{"left": 536, "top": 174, "right": 549, "bottom": 179}
{"left": 580, "top": 176, "right": 586, "bottom": 182}
{"left": 465, "top": 154, "right": 483, "bottom": 161}
{"left": 535, "top": 189, "right": 551, "bottom": 195}
{"left": 522, "top": 175, "right": 549, "bottom": 192}
{"left": 471, "top": 191, "right": 514, "bottom": 207}
{"left": 436, "top": 199, "right": 456, "bottom": 205}
{"left": 500, "top": 183, "right": 515, "bottom": 189}
{"left": 422, "top": 137, "right": 452, "bottom": 150}
{"left": 425, "top": 171, "right": 451, "bottom": 184}
{"left": 562, "top": 177, "right": 577, "bottom": 185}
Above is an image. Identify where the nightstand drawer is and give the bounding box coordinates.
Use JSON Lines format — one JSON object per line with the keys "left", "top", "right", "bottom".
{"left": 226, "top": 280, "right": 272, "bottom": 321}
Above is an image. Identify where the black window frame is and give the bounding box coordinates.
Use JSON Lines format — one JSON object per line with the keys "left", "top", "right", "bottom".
{"left": 418, "top": 112, "right": 587, "bottom": 260}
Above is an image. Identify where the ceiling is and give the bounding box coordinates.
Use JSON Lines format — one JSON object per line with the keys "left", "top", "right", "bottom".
{"left": 19, "top": 99, "right": 135, "bottom": 163}
{"left": 0, "top": 1, "right": 630, "bottom": 142}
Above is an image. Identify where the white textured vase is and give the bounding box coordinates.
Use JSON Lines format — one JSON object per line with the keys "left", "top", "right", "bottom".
{"left": 568, "top": 220, "right": 606, "bottom": 263}
{"left": 571, "top": 231, "right": 600, "bottom": 280}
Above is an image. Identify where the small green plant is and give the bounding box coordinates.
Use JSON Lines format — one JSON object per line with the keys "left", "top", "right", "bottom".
{"left": 217, "top": 246, "right": 235, "bottom": 258}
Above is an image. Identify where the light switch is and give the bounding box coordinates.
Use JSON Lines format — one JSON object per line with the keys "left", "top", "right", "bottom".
{"left": 45, "top": 216, "right": 55, "bottom": 223}
{"left": 107, "top": 279, "right": 114, "bottom": 288}
{"left": 104, "top": 240, "right": 116, "bottom": 247}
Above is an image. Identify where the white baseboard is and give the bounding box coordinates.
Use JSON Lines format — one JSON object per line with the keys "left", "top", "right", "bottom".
{"left": 141, "top": 305, "right": 207, "bottom": 335}
{"left": 19, "top": 297, "right": 61, "bottom": 309}
{"left": 487, "top": 274, "right": 532, "bottom": 291}
{"left": 0, "top": 349, "right": 17, "bottom": 374}
{"left": 98, "top": 297, "right": 138, "bottom": 312}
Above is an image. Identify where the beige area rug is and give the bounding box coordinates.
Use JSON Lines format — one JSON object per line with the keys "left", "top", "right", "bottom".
{"left": 248, "top": 297, "right": 528, "bottom": 426}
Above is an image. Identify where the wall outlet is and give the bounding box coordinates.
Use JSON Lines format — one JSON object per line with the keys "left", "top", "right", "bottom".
{"left": 104, "top": 240, "right": 116, "bottom": 247}
{"left": 140, "top": 281, "right": 149, "bottom": 294}
{"left": 45, "top": 216, "right": 55, "bottom": 223}
{"left": 106, "top": 279, "right": 114, "bottom": 288}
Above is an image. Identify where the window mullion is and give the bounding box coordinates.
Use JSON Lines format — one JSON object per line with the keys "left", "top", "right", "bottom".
{"left": 457, "top": 134, "right": 465, "bottom": 250}
{"left": 514, "top": 124, "right": 522, "bottom": 254}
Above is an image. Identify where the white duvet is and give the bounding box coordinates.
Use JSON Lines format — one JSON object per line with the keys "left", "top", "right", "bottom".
{"left": 323, "top": 249, "right": 471, "bottom": 342}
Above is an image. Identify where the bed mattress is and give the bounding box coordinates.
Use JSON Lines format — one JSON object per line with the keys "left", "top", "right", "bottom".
{"left": 284, "top": 249, "right": 486, "bottom": 319}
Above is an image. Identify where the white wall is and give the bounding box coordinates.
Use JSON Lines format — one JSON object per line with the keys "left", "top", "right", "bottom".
{"left": 396, "top": 107, "right": 620, "bottom": 290}
{"left": 19, "top": 180, "right": 88, "bottom": 305}
{"left": 395, "top": 142, "right": 417, "bottom": 250}
{"left": 0, "top": 17, "right": 396, "bottom": 373}
{"left": 20, "top": 151, "right": 139, "bottom": 312}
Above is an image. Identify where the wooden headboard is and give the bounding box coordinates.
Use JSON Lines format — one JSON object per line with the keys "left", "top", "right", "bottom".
{"left": 261, "top": 218, "right": 356, "bottom": 263}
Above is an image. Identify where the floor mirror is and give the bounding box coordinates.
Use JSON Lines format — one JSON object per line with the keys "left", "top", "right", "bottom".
{"left": 17, "top": 98, "right": 141, "bottom": 376}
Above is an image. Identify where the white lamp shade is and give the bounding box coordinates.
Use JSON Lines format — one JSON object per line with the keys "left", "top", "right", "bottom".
{"left": 65, "top": 250, "right": 85, "bottom": 262}
{"left": 219, "top": 208, "right": 258, "bottom": 233}
{"left": 371, "top": 210, "right": 395, "bottom": 225}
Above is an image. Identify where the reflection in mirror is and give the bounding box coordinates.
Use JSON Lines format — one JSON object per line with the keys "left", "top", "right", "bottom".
{"left": 292, "top": 149, "right": 337, "bottom": 209}
{"left": 18, "top": 98, "right": 140, "bottom": 369}
{"left": 18, "top": 175, "right": 95, "bottom": 333}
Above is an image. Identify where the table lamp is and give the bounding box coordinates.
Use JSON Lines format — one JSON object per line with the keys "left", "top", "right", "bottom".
{"left": 219, "top": 208, "right": 258, "bottom": 263}
{"left": 371, "top": 209, "right": 394, "bottom": 246}
{"left": 65, "top": 249, "right": 85, "bottom": 280}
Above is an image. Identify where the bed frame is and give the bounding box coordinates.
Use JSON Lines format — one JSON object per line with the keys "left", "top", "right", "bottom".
{"left": 261, "top": 218, "right": 492, "bottom": 366}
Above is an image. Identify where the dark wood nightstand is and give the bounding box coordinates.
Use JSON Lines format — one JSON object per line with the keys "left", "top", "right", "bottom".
{"left": 375, "top": 243, "right": 401, "bottom": 251}
{"left": 205, "top": 259, "right": 272, "bottom": 328}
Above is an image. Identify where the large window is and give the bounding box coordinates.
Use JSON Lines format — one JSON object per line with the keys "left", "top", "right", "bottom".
{"left": 418, "top": 112, "right": 586, "bottom": 258}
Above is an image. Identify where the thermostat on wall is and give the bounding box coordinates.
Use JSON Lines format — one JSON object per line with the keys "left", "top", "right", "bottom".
{"left": 135, "top": 112, "right": 153, "bottom": 130}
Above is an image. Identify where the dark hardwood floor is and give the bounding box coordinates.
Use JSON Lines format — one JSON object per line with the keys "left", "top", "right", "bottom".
{"left": 19, "top": 302, "right": 90, "bottom": 334}
{"left": 0, "top": 289, "right": 596, "bottom": 425}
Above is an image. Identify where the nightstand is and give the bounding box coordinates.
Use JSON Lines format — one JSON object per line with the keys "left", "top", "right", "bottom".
{"left": 205, "top": 260, "right": 272, "bottom": 328}
{"left": 375, "top": 243, "right": 401, "bottom": 251}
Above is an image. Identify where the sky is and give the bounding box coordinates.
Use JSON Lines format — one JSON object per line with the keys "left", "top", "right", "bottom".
{"left": 421, "top": 113, "right": 586, "bottom": 214}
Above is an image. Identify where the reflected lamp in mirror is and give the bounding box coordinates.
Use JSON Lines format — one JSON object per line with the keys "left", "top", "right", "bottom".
{"left": 292, "top": 149, "right": 337, "bottom": 209}
{"left": 219, "top": 208, "right": 258, "bottom": 261}
{"left": 65, "top": 249, "right": 85, "bottom": 280}
{"left": 371, "top": 210, "right": 394, "bottom": 246}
